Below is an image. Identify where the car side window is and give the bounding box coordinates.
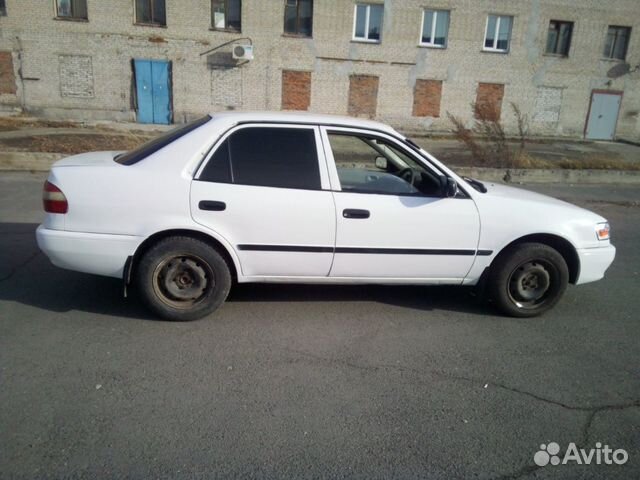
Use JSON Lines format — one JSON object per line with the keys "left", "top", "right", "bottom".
{"left": 200, "top": 127, "right": 321, "bottom": 190}
{"left": 327, "top": 132, "right": 443, "bottom": 196}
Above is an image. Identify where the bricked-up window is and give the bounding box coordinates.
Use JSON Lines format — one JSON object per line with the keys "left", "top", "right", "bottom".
{"left": 475, "top": 83, "right": 504, "bottom": 121}
{"left": 282, "top": 70, "right": 311, "bottom": 111}
{"left": 0, "top": 0, "right": 6, "bottom": 16}
{"left": 413, "top": 80, "right": 442, "bottom": 117}
{"left": 135, "top": 0, "right": 166, "bottom": 26}
{"left": 348, "top": 75, "right": 379, "bottom": 118}
{"left": 56, "top": 0, "right": 88, "bottom": 20}
{"left": 0, "top": 51, "right": 17, "bottom": 95}
{"left": 284, "top": 0, "right": 313, "bottom": 37}
{"left": 420, "top": 10, "right": 449, "bottom": 47}
{"left": 604, "top": 26, "right": 631, "bottom": 60}
{"left": 546, "top": 20, "right": 573, "bottom": 56}
{"left": 483, "top": 15, "right": 512, "bottom": 52}
{"left": 353, "top": 4, "right": 384, "bottom": 43}
{"left": 211, "top": 0, "right": 241, "bottom": 32}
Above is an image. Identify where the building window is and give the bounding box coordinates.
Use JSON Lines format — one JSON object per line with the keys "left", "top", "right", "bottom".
{"left": 420, "top": 10, "right": 449, "bottom": 47}
{"left": 604, "top": 26, "right": 631, "bottom": 60}
{"left": 211, "top": 0, "right": 241, "bottom": 31}
{"left": 483, "top": 14, "right": 512, "bottom": 52}
{"left": 0, "top": 0, "right": 6, "bottom": 16}
{"left": 545, "top": 20, "right": 573, "bottom": 56}
{"left": 353, "top": 4, "right": 384, "bottom": 43}
{"left": 56, "top": 0, "right": 88, "bottom": 20}
{"left": 135, "top": 0, "right": 166, "bottom": 26}
{"left": 284, "top": 0, "right": 313, "bottom": 37}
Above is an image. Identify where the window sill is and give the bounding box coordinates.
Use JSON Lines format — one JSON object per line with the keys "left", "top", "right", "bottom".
{"left": 351, "top": 39, "right": 381, "bottom": 44}
{"left": 543, "top": 53, "right": 569, "bottom": 58}
{"left": 282, "top": 33, "right": 313, "bottom": 39}
{"left": 210, "top": 27, "right": 242, "bottom": 34}
{"left": 418, "top": 43, "right": 446, "bottom": 49}
{"left": 134, "top": 22, "right": 167, "bottom": 28}
{"left": 54, "top": 16, "right": 89, "bottom": 22}
{"left": 600, "top": 57, "right": 626, "bottom": 63}
{"left": 481, "top": 48, "right": 509, "bottom": 54}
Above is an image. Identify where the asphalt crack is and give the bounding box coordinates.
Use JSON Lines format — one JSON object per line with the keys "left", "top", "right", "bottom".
{"left": 0, "top": 250, "right": 41, "bottom": 283}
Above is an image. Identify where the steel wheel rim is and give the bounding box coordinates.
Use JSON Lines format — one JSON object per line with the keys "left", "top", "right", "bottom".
{"left": 507, "top": 260, "right": 554, "bottom": 310}
{"left": 152, "top": 253, "right": 215, "bottom": 309}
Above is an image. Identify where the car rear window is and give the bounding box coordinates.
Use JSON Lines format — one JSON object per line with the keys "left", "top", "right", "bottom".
{"left": 115, "top": 115, "right": 211, "bottom": 165}
{"left": 199, "top": 127, "right": 321, "bottom": 190}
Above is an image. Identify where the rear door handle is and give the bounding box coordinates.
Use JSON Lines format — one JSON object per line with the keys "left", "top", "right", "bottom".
{"left": 343, "top": 209, "right": 370, "bottom": 219}
{"left": 199, "top": 200, "right": 226, "bottom": 211}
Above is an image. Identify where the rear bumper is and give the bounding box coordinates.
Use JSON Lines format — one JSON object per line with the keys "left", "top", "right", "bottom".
{"left": 36, "top": 225, "right": 142, "bottom": 279}
{"left": 576, "top": 244, "right": 616, "bottom": 285}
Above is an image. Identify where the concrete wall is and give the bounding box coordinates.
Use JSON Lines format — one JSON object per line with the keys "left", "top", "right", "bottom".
{"left": 0, "top": 0, "right": 638, "bottom": 140}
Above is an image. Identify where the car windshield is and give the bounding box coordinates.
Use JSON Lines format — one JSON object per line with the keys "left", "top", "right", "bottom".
{"left": 115, "top": 116, "right": 211, "bottom": 165}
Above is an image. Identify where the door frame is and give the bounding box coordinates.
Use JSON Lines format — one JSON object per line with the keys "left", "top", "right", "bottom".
{"left": 583, "top": 89, "right": 623, "bottom": 140}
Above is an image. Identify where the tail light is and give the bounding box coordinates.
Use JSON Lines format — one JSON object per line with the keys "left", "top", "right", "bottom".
{"left": 43, "top": 181, "right": 68, "bottom": 214}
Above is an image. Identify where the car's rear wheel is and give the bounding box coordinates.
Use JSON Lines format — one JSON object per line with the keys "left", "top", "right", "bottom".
{"left": 136, "top": 236, "right": 231, "bottom": 321}
{"left": 488, "top": 242, "right": 569, "bottom": 318}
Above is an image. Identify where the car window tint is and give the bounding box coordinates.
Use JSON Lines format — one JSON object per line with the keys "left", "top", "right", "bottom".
{"left": 200, "top": 138, "right": 232, "bottom": 183}
{"left": 227, "top": 127, "right": 320, "bottom": 190}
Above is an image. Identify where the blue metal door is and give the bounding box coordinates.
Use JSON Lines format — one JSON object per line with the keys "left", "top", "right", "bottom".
{"left": 134, "top": 59, "right": 172, "bottom": 125}
{"left": 586, "top": 92, "right": 621, "bottom": 140}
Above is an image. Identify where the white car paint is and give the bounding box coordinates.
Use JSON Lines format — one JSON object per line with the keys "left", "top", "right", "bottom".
{"left": 36, "top": 111, "right": 615, "bottom": 292}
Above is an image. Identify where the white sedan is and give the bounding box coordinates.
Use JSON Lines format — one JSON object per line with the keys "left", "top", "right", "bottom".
{"left": 37, "top": 112, "right": 615, "bottom": 321}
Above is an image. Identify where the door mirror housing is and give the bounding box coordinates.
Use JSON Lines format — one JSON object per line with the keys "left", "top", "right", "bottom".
{"left": 440, "top": 176, "right": 459, "bottom": 198}
{"left": 374, "top": 156, "right": 388, "bottom": 170}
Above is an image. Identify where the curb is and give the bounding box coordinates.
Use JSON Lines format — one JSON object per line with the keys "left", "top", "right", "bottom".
{"left": 1, "top": 151, "right": 640, "bottom": 185}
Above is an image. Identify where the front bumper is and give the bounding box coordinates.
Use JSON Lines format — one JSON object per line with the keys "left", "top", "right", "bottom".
{"left": 36, "top": 225, "right": 142, "bottom": 279}
{"left": 576, "top": 244, "right": 616, "bottom": 285}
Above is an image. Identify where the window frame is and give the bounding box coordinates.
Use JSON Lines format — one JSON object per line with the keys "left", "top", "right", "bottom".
{"left": 0, "top": 0, "right": 7, "bottom": 16}
{"left": 352, "top": 3, "right": 384, "bottom": 44}
{"left": 195, "top": 123, "right": 330, "bottom": 191}
{"left": 55, "top": 0, "right": 88, "bottom": 21}
{"left": 134, "top": 0, "right": 166, "bottom": 27}
{"left": 483, "top": 14, "right": 513, "bottom": 53}
{"left": 545, "top": 19, "right": 573, "bottom": 57}
{"left": 419, "top": 9, "right": 450, "bottom": 48}
{"left": 320, "top": 126, "right": 455, "bottom": 198}
{"left": 283, "top": 0, "right": 313, "bottom": 38}
{"left": 211, "top": 0, "right": 241, "bottom": 32}
{"left": 604, "top": 25, "right": 632, "bottom": 60}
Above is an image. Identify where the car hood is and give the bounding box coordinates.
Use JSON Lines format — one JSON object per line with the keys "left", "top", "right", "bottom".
{"left": 480, "top": 182, "right": 606, "bottom": 222}
{"left": 53, "top": 151, "right": 124, "bottom": 168}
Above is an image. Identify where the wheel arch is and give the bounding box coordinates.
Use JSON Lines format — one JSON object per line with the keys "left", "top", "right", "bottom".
{"left": 129, "top": 228, "right": 240, "bottom": 283}
{"left": 492, "top": 233, "right": 580, "bottom": 284}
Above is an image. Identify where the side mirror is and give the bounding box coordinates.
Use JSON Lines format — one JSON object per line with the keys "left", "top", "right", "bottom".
{"left": 440, "top": 176, "right": 459, "bottom": 197}
{"left": 374, "top": 156, "right": 388, "bottom": 170}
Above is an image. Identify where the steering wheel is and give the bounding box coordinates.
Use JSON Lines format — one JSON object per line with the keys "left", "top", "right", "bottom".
{"left": 397, "top": 167, "right": 416, "bottom": 186}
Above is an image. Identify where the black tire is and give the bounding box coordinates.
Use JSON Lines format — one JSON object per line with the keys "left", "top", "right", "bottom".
{"left": 488, "top": 242, "right": 569, "bottom": 318}
{"left": 135, "top": 236, "right": 232, "bottom": 321}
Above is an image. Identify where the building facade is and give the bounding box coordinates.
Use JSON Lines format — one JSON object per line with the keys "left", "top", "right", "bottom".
{"left": 0, "top": 0, "right": 638, "bottom": 140}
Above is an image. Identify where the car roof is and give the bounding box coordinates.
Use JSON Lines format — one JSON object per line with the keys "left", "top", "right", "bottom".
{"left": 207, "top": 111, "right": 399, "bottom": 135}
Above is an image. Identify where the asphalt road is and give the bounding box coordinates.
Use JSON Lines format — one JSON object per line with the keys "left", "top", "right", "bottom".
{"left": 1, "top": 172, "right": 639, "bottom": 479}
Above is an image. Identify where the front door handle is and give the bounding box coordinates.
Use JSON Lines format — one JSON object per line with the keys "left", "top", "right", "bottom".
{"left": 199, "top": 200, "right": 226, "bottom": 211}
{"left": 343, "top": 209, "right": 370, "bottom": 219}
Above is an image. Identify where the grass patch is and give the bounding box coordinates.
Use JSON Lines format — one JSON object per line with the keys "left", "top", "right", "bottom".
{"left": 1, "top": 133, "right": 150, "bottom": 154}
{"left": 0, "top": 116, "right": 81, "bottom": 132}
{"left": 511, "top": 152, "right": 640, "bottom": 171}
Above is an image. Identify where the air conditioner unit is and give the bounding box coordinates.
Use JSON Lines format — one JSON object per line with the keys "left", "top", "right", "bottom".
{"left": 232, "top": 45, "right": 254, "bottom": 61}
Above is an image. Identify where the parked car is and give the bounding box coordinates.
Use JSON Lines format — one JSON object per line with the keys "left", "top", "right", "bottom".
{"left": 37, "top": 112, "right": 615, "bottom": 321}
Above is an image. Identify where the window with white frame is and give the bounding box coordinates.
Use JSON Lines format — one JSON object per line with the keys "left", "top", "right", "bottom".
{"left": 604, "top": 26, "right": 631, "bottom": 60}
{"left": 484, "top": 14, "right": 513, "bottom": 52}
{"left": 353, "top": 4, "right": 384, "bottom": 43}
{"left": 420, "top": 9, "right": 450, "bottom": 47}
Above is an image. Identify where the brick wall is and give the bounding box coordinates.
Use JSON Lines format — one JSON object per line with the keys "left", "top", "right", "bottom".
{"left": 475, "top": 83, "right": 505, "bottom": 121}
{"left": 0, "top": 51, "right": 16, "bottom": 95}
{"left": 348, "top": 75, "right": 378, "bottom": 118}
{"left": 412, "top": 79, "right": 442, "bottom": 117}
{"left": 281, "top": 70, "right": 311, "bottom": 111}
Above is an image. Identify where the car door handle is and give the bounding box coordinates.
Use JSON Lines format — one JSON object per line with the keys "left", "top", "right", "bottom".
{"left": 199, "top": 200, "right": 226, "bottom": 211}
{"left": 343, "top": 209, "right": 370, "bottom": 219}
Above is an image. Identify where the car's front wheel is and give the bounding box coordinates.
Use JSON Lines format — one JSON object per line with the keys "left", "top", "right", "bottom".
{"left": 136, "top": 236, "right": 232, "bottom": 321}
{"left": 488, "top": 242, "right": 569, "bottom": 318}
